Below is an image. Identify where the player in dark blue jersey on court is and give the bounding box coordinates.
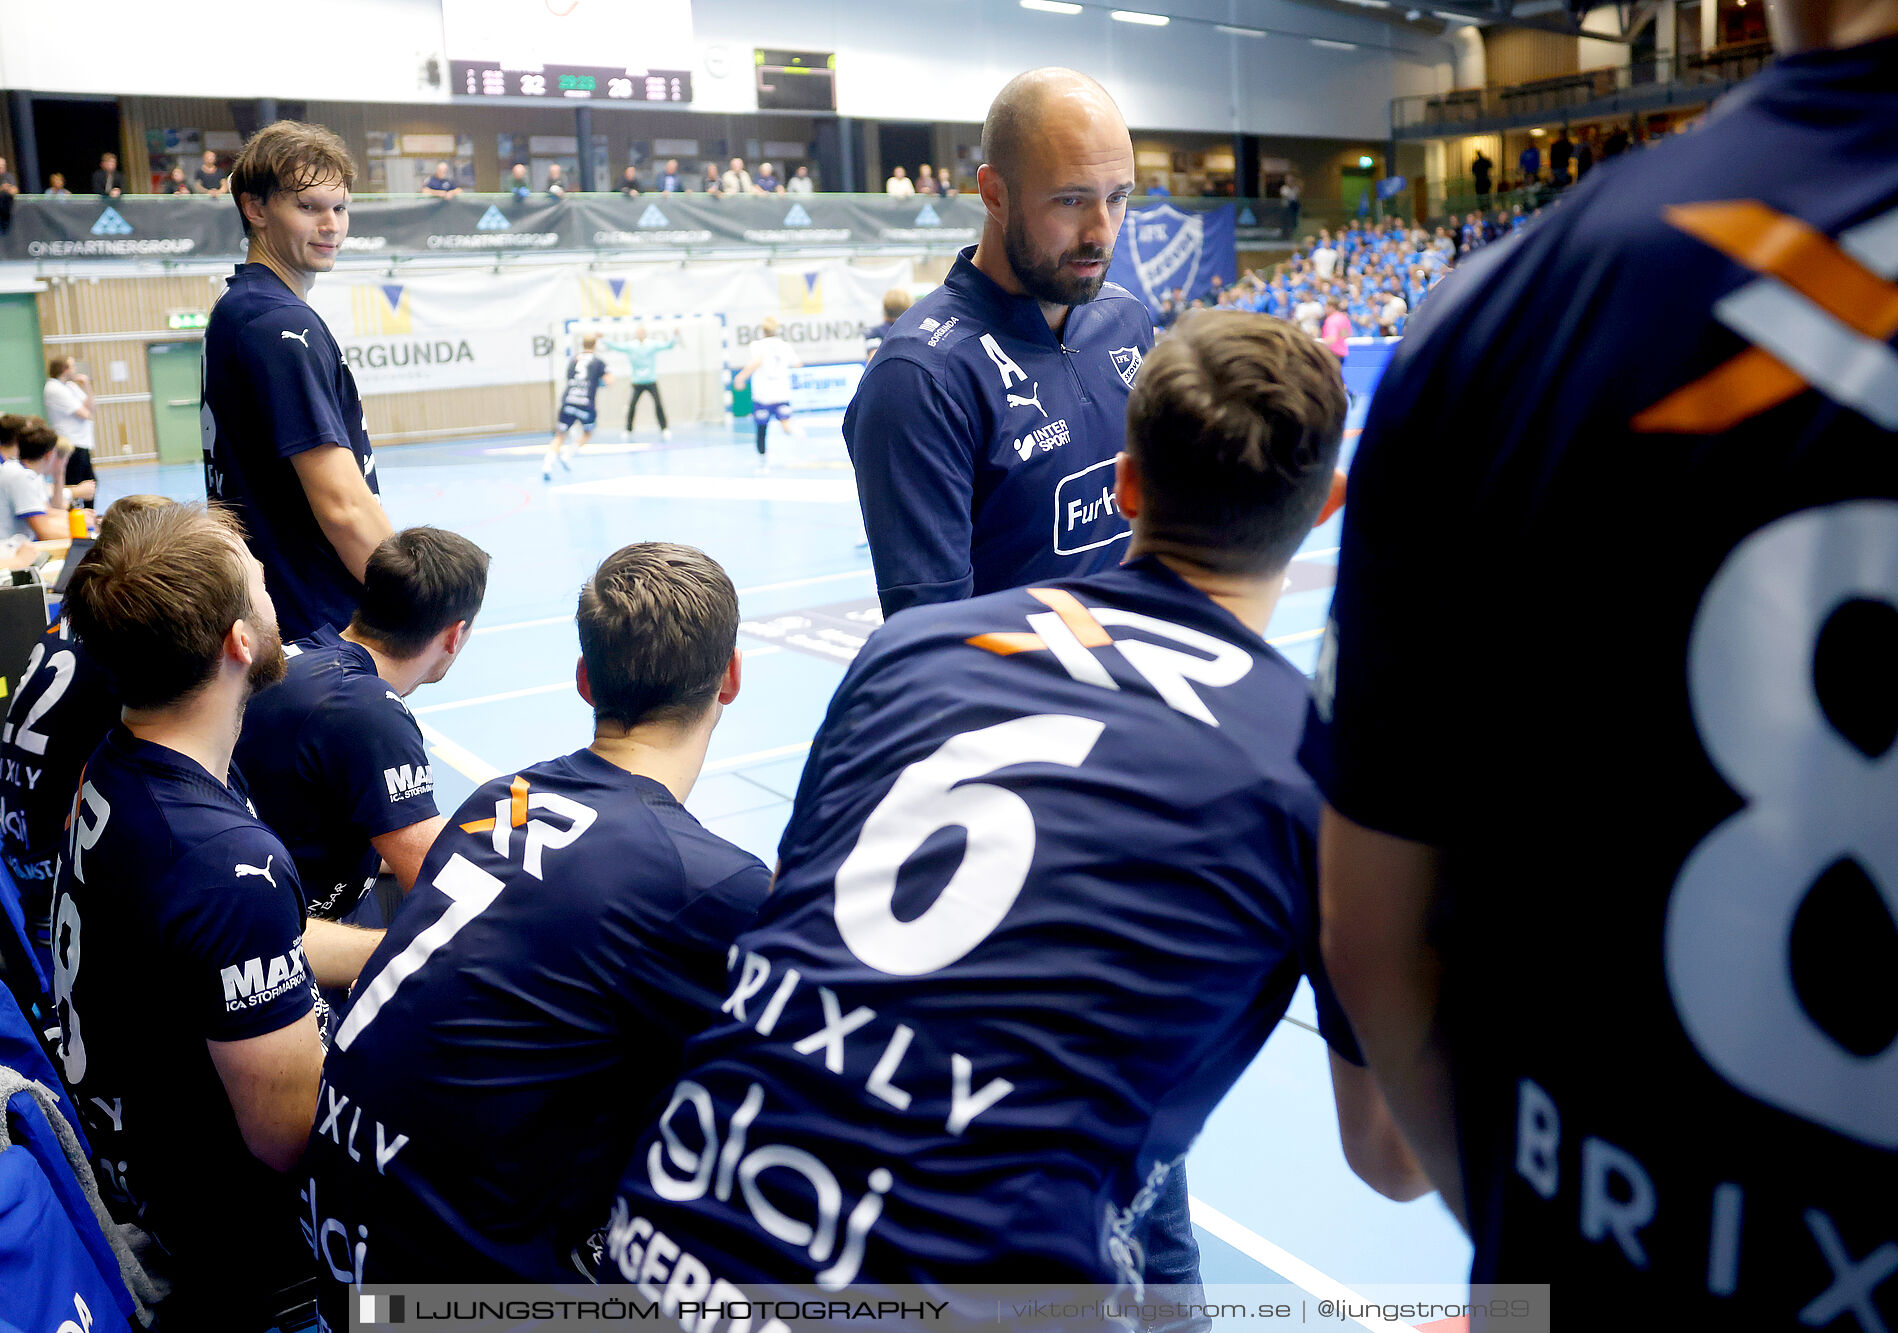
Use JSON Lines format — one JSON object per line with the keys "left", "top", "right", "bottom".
{"left": 543, "top": 333, "right": 613, "bottom": 479}
{"left": 50, "top": 504, "right": 331, "bottom": 1331}
{"left": 1306, "top": 7, "right": 1898, "bottom": 1324}
{"left": 0, "top": 496, "right": 170, "bottom": 973}
{"left": 846, "top": 69, "right": 1154, "bottom": 617}
{"left": 304, "top": 543, "right": 771, "bottom": 1324}
{"left": 204, "top": 121, "right": 392, "bottom": 641}
{"left": 237, "top": 526, "right": 488, "bottom": 929}
{"left": 604, "top": 312, "right": 1428, "bottom": 1303}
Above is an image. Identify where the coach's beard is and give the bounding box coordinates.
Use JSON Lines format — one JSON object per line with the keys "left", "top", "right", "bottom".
{"left": 1006, "top": 214, "right": 1111, "bottom": 307}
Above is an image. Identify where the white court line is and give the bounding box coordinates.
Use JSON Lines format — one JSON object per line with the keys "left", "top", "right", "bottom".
{"left": 419, "top": 648, "right": 783, "bottom": 717}
{"left": 702, "top": 740, "right": 813, "bottom": 775}
{"left": 415, "top": 682, "right": 572, "bottom": 716}
{"left": 1187, "top": 1196, "right": 1414, "bottom": 1333}
{"left": 417, "top": 721, "right": 501, "bottom": 785}
{"left": 1268, "top": 628, "right": 1326, "bottom": 647}
{"left": 474, "top": 570, "right": 874, "bottom": 638}
{"left": 1300, "top": 546, "right": 1341, "bottom": 560}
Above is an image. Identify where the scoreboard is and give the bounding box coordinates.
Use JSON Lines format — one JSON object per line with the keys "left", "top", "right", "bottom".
{"left": 443, "top": 0, "right": 695, "bottom": 102}
{"left": 453, "top": 62, "right": 691, "bottom": 102}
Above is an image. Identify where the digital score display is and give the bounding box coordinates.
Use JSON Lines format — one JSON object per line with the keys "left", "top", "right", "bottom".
{"left": 453, "top": 61, "right": 691, "bottom": 102}
{"left": 755, "top": 49, "right": 836, "bottom": 113}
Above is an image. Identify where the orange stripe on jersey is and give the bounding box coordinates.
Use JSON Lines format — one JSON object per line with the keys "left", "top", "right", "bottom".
{"left": 461, "top": 817, "right": 497, "bottom": 834}
{"left": 509, "top": 775, "right": 530, "bottom": 828}
{"left": 1665, "top": 202, "right": 1898, "bottom": 340}
{"left": 1633, "top": 346, "right": 1808, "bottom": 433}
{"left": 1025, "top": 588, "right": 1112, "bottom": 647}
{"left": 1317, "top": 469, "right": 1348, "bottom": 525}
{"left": 966, "top": 631, "right": 1048, "bottom": 656}
{"left": 1638, "top": 202, "right": 1898, "bottom": 434}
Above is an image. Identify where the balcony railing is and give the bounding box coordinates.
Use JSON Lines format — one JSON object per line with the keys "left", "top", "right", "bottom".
{"left": 1391, "top": 41, "right": 1774, "bottom": 133}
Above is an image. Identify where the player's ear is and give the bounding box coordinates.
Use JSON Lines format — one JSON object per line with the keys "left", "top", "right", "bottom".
{"left": 227, "top": 616, "right": 256, "bottom": 669}
{"left": 442, "top": 619, "right": 472, "bottom": 656}
{"left": 575, "top": 656, "right": 593, "bottom": 707}
{"left": 1112, "top": 451, "right": 1142, "bottom": 521}
{"left": 976, "top": 163, "right": 1007, "bottom": 227}
{"left": 718, "top": 649, "right": 742, "bottom": 706}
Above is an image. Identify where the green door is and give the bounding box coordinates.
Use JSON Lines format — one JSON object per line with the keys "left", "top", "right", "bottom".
{"left": 147, "top": 340, "right": 204, "bottom": 464}
{"left": 0, "top": 294, "right": 44, "bottom": 421}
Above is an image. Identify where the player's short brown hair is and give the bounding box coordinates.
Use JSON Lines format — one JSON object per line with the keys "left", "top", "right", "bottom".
{"left": 47, "top": 356, "right": 73, "bottom": 380}
{"left": 230, "top": 120, "right": 356, "bottom": 238}
{"left": 66, "top": 503, "right": 258, "bottom": 709}
{"left": 882, "top": 288, "right": 914, "bottom": 321}
{"left": 15, "top": 422, "right": 58, "bottom": 463}
{"left": 1126, "top": 310, "right": 1347, "bottom": 575}
{"left": 349, "top": 527, "right": 491, "bottom": 659}
{"left": 576, "top": 543, "right": 737, "bottom": 731}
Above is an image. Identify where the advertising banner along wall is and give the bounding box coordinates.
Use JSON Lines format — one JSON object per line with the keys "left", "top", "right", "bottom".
{"left": 1, "top": 194, "right": 1289, "bottom": 262}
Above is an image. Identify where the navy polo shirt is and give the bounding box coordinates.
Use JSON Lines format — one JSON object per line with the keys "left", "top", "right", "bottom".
{"left": 844, "top": 246, "right": 1155, "bottom": 616}
{"left": 202, "top": 263, "right": 381, "bottom": 641}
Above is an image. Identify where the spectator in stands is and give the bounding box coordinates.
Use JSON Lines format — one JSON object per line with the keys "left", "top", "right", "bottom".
{"left": 236, "top": 526, "right": 487, "bottom": 932}
{"left": 1378, "top": 289, "right": 1407, "bottom": 336}
{"left": 1293, "top": 289, "right": 1325, "bottom": 339}
{"left": 657, "top": 158, "right": 684, "bottom": 192}
{"left": 194, "top": 150, "right": 226, "bottom": 194}
{"left": 701, "top": 162, "right": 723, "bottom": 193}
{"left": 208, "top": 119, "right": 391, "bottom": 642}
{"left": 546, "top": 163, "right": 568, "bottom": 197}
{"left": 421, "top": 162, "right": 460, "bottom": 199}
{"left": 755, "top": 161, "right": 781, "bottom": 192}
{"left": 1473, "top": 149, "right": 1493, "bottom": 196}
{"left": 91, "top": 152, "right": 124, "bottom": 197}
{"left": 1550, "top": 129, "right": 1573, "bottom": 186}
{"left": 0, "top": 156, "right": 17, "bottom": 229}
{"left": 0, "top": 494, "right": 172, "bottom": 966}
{"left": 1148, "top": 174, "right": 1171, "bottom": 197}
{"left": 52, "top": 502, "right": 331, "bottom": 1331}
{"left": 44, "top": 173, "right": 69, "bottom": 197}
{"left": 507, "top": 163, "right": 530, "bottom": 200}
{"left": 1574, "top": 128, "right": 1595, "bottom": 179}
{"left": 939, "top": 165, "right": 960, "bottom": 196}
{"left": 2, "top": 422, "right": 72, "bottom": 541}
{"left": 1519, "top": 139, "right": 1542, "bottom": 182}
{"left": 865, "top": 287, "right": 913, "bottom": 360}
{"left": 302, "top": 541, "right": 769, "bottom": 1321}
{"left": 1321, "top": 297, "right": 1353, "bottom": 393}
{"left": 160, "top": 165, "right": 193, "bottom": 196}
{"left": 885, "top": 164, "right": 915, "bottom": 196}
{"left": 916, "top": 163, "right": 939, "bottom": 195}
{"left": 1604, "top": 124, "right": 1630, "bottom": 158}
{"left": 1280, "top": 171, "right": 1301, "bottom": 230}
{"left": 721, "top": 157, "right": 753, "bottom": 194}
{"left": 787, "top": 164, "right": 815, "bottom": 193}
{"left": 1312, "top": 230, "right": 1340, "bottom": 281}
{"left": 618, "top": 166, "right": 641, "bottom": 196}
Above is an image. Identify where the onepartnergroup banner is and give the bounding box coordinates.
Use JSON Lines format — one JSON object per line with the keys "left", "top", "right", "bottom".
{"left": 348, "top": 1283, "right": 1554, "bottom": 1332}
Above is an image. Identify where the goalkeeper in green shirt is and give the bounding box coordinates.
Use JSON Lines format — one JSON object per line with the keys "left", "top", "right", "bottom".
{"left": 605, "top": 325, "right": 679, "bottom": 438}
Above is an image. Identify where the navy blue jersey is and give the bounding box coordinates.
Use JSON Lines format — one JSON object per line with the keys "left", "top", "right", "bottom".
{"left": 48, "top": 727, "right": 323, "bottom": 1303}
{"left": 0, "top": 619, "right": 117, "bottom": 944}
{"left": 304, "top": 749, "right": 769, "bottom": 1307}
{"left": 845, "top": 246, "right": 1155, "bottom": 616}
{"left": 561, "top": 354, "right": 608, "bottom": 413}
{"left": 605, "top": 556, "right": 1359, "bottom": 1294}
{"left": 234, "top": 629, "right": 438, "bottom": 920}
{"left": 1300, "top": 36, "right": 1898, "bottom": 1322}
{"left": 203, "top": 263, "right": 380, "bottom": 641}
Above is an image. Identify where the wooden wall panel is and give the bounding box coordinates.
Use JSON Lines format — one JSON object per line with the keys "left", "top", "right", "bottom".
{"left": 1483, "top": 28, "right": 1582, "bottom": 86}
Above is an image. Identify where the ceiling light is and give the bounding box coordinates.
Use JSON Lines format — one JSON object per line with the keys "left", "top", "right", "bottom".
{"left": 1021, "top": 0, "right": 1084, "bottom": 13}
{"left": 1111, "top": 8, "right": 1169, "bottom": 23}
{"left": 1530, "top": 126, "right": 1546, "bottom": 135}
{"left": 1217, "top": 22, "right": 1267, "bottom": 35}
{"left": 1311, "top": 37, "right": 1360, "bottom": 49}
